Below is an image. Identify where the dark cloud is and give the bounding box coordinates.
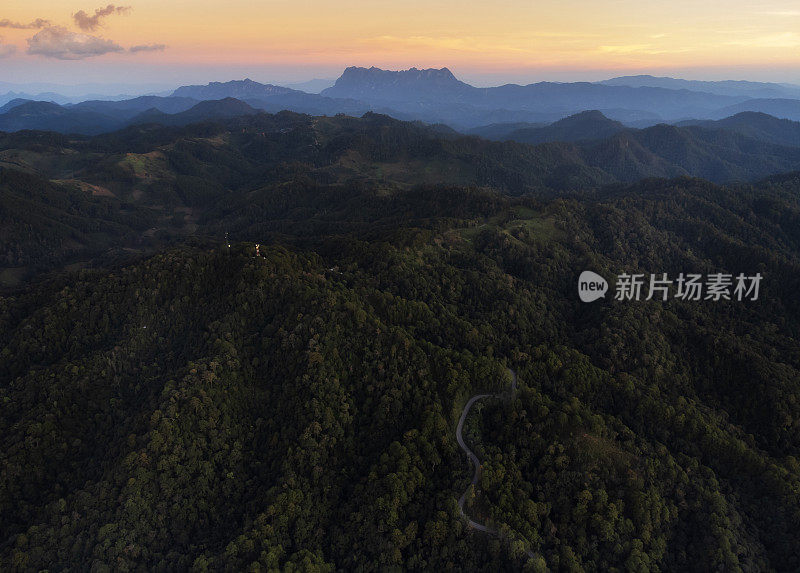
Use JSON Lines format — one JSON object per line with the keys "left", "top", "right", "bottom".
{"left": 0, "top": 18, "right": 49, "bottom": 29}
{"left": 129, "top": 43, "right": 166, "bottom": 53}
{"left": 26, "top": 25, "right": 124, "bottom": 60}
{"left": 73, "top": 5, "right": 130, "bottom": 31}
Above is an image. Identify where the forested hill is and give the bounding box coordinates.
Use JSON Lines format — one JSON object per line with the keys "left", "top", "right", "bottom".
{"left": 5, "top": 109, "right": 800, "bottom": 291}
{"left": 3, "top": 161, "right": 800, "bottom": 569}
{"left": 2, "top": 110, "right": 800, "bottom": 289}
{"left": 4, "top": 110, "right": 800, "bottom": 193}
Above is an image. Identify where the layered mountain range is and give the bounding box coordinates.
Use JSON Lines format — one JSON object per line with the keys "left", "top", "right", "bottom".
{"left": 2, "top": 67, "right": 800, "bottom": 136}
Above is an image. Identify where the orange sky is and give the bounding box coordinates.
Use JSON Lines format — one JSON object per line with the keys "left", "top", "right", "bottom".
{"left": 1, "top": 1, "right": 800, "bottom": 85}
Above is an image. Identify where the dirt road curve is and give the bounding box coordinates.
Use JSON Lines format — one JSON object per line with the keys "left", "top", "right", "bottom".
{"left": 456, "top": 392, "right": 494, "bottom": 532}
{"left": 455, "top": 368, "right": 537, "bottom": 558}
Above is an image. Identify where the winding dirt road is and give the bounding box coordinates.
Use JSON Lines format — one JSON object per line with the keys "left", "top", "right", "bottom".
{"left": 456, "top": 392, "right": 495, "bottom": 532}
{"left": 456, "top": 368, "right": 536, "bottom": 558}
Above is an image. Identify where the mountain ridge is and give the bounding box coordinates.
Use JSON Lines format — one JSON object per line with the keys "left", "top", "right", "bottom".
{"left": 601, "top": 74, "right": 800, "bottom": 99}
{"left": 500, "top": 110, "right": 627, "bottom": 144}
{"left": 321, "top": 66, "right": 475, "bottom": 102}
{"left": 172, "top": 78, "right": 301, "bottom": 100}
{"left": 3, "top": 68, "right": 800, "bottom": 134}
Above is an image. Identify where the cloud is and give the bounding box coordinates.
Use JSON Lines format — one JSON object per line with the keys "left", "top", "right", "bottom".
{"left": 129, "top": 43, "right": 166, "bottom": 53}
{"left": 27, "top": 25, "right": 124, "bottom": 59}
{"left": 73, "top": 4, "right": 130, "bottom": 31}
{"left": 0, "top": 18, "right": 49, "bottom": 29}
{"left": 0, "top": 37, "right": 16, "bottom": 58}
{"left": 5, "top": 6, "right": 160, "bottom": 60}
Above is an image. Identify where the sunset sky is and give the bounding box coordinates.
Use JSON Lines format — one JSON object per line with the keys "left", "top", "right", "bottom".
{"left": 2, "top": 1, "right": 800, "bottom": 89}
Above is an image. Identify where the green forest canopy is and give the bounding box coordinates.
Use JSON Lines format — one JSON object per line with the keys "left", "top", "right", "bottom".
{"left": 2, "top": 113, "right": 800, "bottom": 570}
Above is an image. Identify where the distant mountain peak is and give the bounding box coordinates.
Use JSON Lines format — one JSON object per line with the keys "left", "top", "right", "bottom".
{"left": 323, "top": 66, "right": 473, "bottom": 103}
{"left": 503, "top": 110, "right": 626, "bottom": 144}
{"left": 172, "top": 80, "right": 298, "bottom": 101}
{"left": 10, "top": 100, "right": 65, "bottom": 115}
{"left": 210, "top": 78, "right": 258, "bottom": 87}
{"left": 127, "top": 97, "right": 259, "bottom": 128}
{"left": 558, "top": 109, "right": 614, "bottom": 122}
{"left": 413, "top": 66, "right": 457, "bottom": 78}
{"left": 338, "top": 66, "right": 459, "bottom": 81}
{"left": 192, "top": 96, "right": 255, "bottom": 109}
{"left": 550, "top": 110, "right": 625, "bottom": 130}
{"left": 0, "top": 98, "right": 36, "bottom": 114}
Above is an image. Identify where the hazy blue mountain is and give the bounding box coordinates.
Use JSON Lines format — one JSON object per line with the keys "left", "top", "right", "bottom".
{"left": 172, "top": 79, "right": 301, "bottom": 100}
{"left": 466, "top": 122, "right": 547, "bottom": 139}
{"left": 600, "top": 75, "right": 800, "bottom": 99}
{"left": 150, "top": 70, "right": 800, "bottom": 131}
{"left": 466, "top": 112, "right": 623, "bottom": 143}
{"left": 322, "top": 66, "right": 477, "bottom": 103}
{"left": 0, "top": 89, "right": 158, "bottom": 107}
{"left": 0, "top": 91, "right": 80, "bottom": 106}
{"left": 677, "top": 112, "right": 800, "bottom": 148}
{"left": 2, "top": 69, "right": 799, "bottom": 153}
{"left": 0, "top": 80, "right": 171, "bottom": 97}
{"left": 69, "top": 96, "right": 199, "bottom": 119}
{"left": 598, "top": 108, "right": 663, "bottom": 126}
{"left": 245, "top": 93, "right": 373, "bottom": 117}
{"left": 502, "top": 110, "right": 626, "bottom": 144}
{"left": 711, "top": 99, "right": 800, "bottom": 122}
{"left": 0, "top": 93, "right": 38, "bottom": 107}
{"left": 0, "top": 97, "right": 260, "bottom": 134}
{"left": 0, "top": 92, "right": 374, "bottom": 135}
{"left": 321, "top": 66, "right": 746, "bottom": 122}
{"left": 170, "top": 78, "right": 381, "bottom": 119}
{"left": 0, "top": 99, "right": 35, "bottom": 114}
{"left": 5, "top": 70, "right": 800, "bottom": 136}
{"left": 129, "top": 98, "right": 261, "bottom": 127}
{"left": 384, "top": 105, "right": 562, "bottom": 130}
{"left": 0, "top": 101, "right": 123, "bottom": 135}
{"left": 283, "top": 78, "right": 337, "bottom": 93}
{"left": 480, "top": 83, "right": 741, "bottom": 117}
